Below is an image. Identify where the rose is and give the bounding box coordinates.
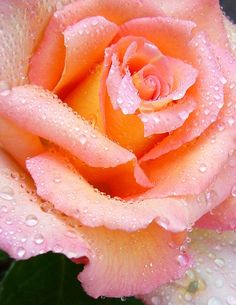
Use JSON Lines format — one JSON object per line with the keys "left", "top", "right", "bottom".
{"left": 0, "top": 0, "right": 236, "bottom": 301}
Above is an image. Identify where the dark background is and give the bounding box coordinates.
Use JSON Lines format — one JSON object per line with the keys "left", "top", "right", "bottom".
{"left": 220, "top": 0, "right": 236, "bottom": 22}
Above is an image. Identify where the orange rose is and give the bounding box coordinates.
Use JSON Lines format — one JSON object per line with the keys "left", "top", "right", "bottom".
{"left": 0, "top": 0, "right": 236, "bottom": 301}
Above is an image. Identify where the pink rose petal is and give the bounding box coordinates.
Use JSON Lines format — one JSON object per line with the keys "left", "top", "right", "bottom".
{"left": 29, "top": 0, "right": 163, "bottom": 90}
{"left": 79, "top": 223, "right": 191, "bottom": 298}
{"left": 157, "top": 0, "right": 228, "bottom": 47}
{"left": 117, "top": 69, "right": 141, "bottom": 115}
{"left": 0, "top": 0, "right": 70, "bottom": 86}
{"left": 0, "top": 147, "right": 89, "bottom": 261}
{"left": 119, "top": 16, "right": 196, "bottom": 59}
{"left": 140, "top": 126, "right": 235, "bottom": 196}
{"left": 197, "top": 195, "right": 236, "bottom": 231}
{"left": 0, "top": 116, "right": 44, "bottom": 168}
{"left": 106, "top": 54, "right": 123, "bottom": 110}
{"left": 141, "top": 33, "right": 224, "bottom": 162}
{"left": 141, "top": 229, "right": 236, "bottom": 305}
{"left": 27, "top": 149, "right": 236, "bottom": 233}
{"left": 0, "top": 85, "right": 134, "bottom": 168}
{"left": 139, "top": 98, "right": 196, "bottom": 137}
{"left": 0, "top": 147, "right": 190, "bottom": 298}
{"left": 54, "top": 16, "right": 119, "bottom": 94}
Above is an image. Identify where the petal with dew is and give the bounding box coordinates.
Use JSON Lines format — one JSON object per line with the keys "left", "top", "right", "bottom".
{"left": 141, "top": 57, "right": 198, "bottom": 112}
{"left": 156, "top": 0, "right": 228, "bottom": 47}
{"left": 197, "top": 195, "right": 236, "bottom": 232}
{"left": 27, "top": 150, "right": 236, "bottom": 233}
{"left": 140, "top": 126, "right": 235, "bottom": 196}
{"left": 0, "top": 147, "right": 190, "bottom": 298}
{"left": 54, "top": 16, "right": 119, "bottom": 94}
{"left": 141, "top": 229, "right": 236, "bottom": 305}
{"left": 139, "top": 98, "right": 196, "bottom": 137}
{"left": 79, "top": 224, "right": 190, "bottom": 298}
{"left": 0, "top": 0, "right": 72, "bottom": 86}
{"left": 141, "top": 33, "right": 224, "bottom": 162}
{"left": 29, "top": 0, "right": 163, "bottom": 90}
{"left": 119, "top": 16, "right": 196, "bottom": 60}
{"left": 0, "top": 85, "right": 134, "bottom": 168}
{"left": 0, "top": 147, "right": 89, "bottom": 261}
{"left": 0, "top": 116, "right": 44, "bottom": 168}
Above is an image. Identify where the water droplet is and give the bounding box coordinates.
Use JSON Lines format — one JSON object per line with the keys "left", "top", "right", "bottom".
{"left": 177, "top": 253, "right": 189, "bottom": 267}
{"left": 215, "top": 278, "right": 224, "bottom": 288}
{"left": 214, "top": 258, "right": 225, "bottom": 268}
{"left": 17, "top": 246, "right": 26, "bottom": 258}
{"left": 231, "top": 185, "right": 236, "bottom": 197}
{"left": 199, "top": 163, "right": 207, "bottom": 173}
{"left": 228, "top": 117, "right": 235, "bottom": 126}
{"left": 208, "top": 297, "right": 222, "bottom": 305}
{"left": 227, "top": 295, "right": 236, "bottom": 305}
{"left": 53, "top": 173, "right": 61, "bottom": 183}
{"left": 178, "top": 111, "right": 189, "bottom": 121}
{"left": 220, "top": 76, "right": 227, "bottom": 85}
{"left": 151, "top": 296, "right": 160, "bottom": 305}
{"left": 34, "top": 233, "right": 44, "bottom": 245}
{"left": 0, "top": 186, "right": 14, "bottom": 201}
{"left": 79, "top": 134, "right": 87, "bottom": 145}
{"left": 25, "top": 214, "right": 38, "bottom": 227}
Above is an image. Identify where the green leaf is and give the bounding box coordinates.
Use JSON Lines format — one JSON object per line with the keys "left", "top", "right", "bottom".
{"left": 0, "top": 252, "right": 144, "bottom": 305}
{"left": 0, "top": 250, "right": 12, "bottom": 281}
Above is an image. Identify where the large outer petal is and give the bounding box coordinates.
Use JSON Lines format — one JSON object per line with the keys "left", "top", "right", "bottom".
{"left": 156, "top": 0, "right": 228, "bottom": 47}
{"left": 0, "top": 0, "right": 72, "bottom": 86}
{"left": 0, "top": 85, "right": 134, "bottom": 168}
{"left": 0, "top": 148, "right": 190, "bottom": 298}
{"left": 140, "top": 127, "right": 235, "bottom": 196}
{"left": 27, "top": 150, "right": 236, "bottom": 233}
{"left": 29, "top": 0, "right": 163, "bottom": 90}
{"left": 0, "top": 147, "right": 89, "bottom": 261}
{"left": 79, "top": 224, "right": 190, "bottom": 298}
{"left": 141, "top": 229, "right": 236, "bottom": 305}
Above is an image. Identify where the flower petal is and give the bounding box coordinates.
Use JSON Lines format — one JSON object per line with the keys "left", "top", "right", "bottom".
{"left": 29, "top": 0, "right": 163, "bottom": 90}
{"left": 197, "top": 195, "right": 236, "bottom": 232}
{"left": 0, "top": 85, "right": 134, "bottom": 168}
{"left": 156, "top": 0, "right": 227, "bottom": 47}
{"left": 0, "top": 147, "right": 190, "bottom": 298}
{"left": 0, "top": 0, "right": 71, "bottom": 86}
{"left": 140, "top": 126, "right": 235, "bottom": 196}
{"left": 119, "top": 16, "right": 196, "bottom": 60}
{"left": 0, "top": 116, "right": 44, "bottom": 168}
{"left": 141, "top": 33, "right": 224, "bottom": 162}
{"left": 53, "top": 16, "right": 118, "bottom": 94}
{"left": 141, "top": 229, "right": 236, "bottom": 305}
{"left": 0, "top": 147, "right": 89, "bottom": 261}
{"left": 79, "top": 224, "right": 191, "bottom": 298}
{"left": 139, "top": 98, "right": 196, "bottom": 137}
{"left": 27, "top": 150, "right": 236, "bottom": 233}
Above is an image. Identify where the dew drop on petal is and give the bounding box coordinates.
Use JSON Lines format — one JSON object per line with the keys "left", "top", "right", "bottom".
{"left": 0, "top": 186, "right": 14, "bottom": 201}
{"left": 17, "top": 246, "right": 26, "bottom": 258}
{"left": 227, "top": 295, "right": 236, "bottom": 305}
{"left": 199, "top": 163, "right": 207, "bottom": 173}
{"left": 208, "top": 297, "right": 223, "bottom": 305}
{"left": 25, "top": 214, "right": 38, "bottom": 227}
{"left": 214, "top": 258, "right": 225, "bottom": 268}
{"left": 231, "top": 185, "right": 236, "bottom": 197}
{"left": 151, "top": 296, "right": 160, "bottom": 305}
{"left": 34, "top": 233, "right": 45, "bottom": 245}
{"left": 177, "top": 253, "right": 189, "bottom": 267}
{"left": 79, "top": 134, "right": 87, "bottom": 145}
